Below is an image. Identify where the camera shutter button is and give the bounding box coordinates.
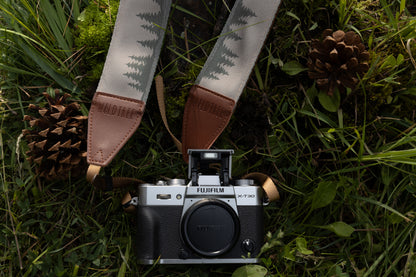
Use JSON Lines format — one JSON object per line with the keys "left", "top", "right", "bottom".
{"left": 167, "top": 179, "right": 186, "bottom": 186}
{"left": 241, "top": 239, "right": 256, "bottom": 253}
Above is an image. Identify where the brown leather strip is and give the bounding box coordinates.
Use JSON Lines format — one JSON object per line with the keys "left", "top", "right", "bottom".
{"left": 155, "top": 75, "right": 182, "bottom": 151}
{"left": 86, "top": 164, "right": 101, "bottom": 183}
{"left": 181, "top": 85, "right": 235, "bottom": 160}
{"left": 243, "top": 172, "right": 280, "bottom": 202}
{"left": 87, "top": 92, "right": 145, "bottom": 166}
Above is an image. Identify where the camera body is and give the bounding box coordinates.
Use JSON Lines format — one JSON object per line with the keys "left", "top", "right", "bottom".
{"left": 136, "top": 149, "right": 266, "bottom": 264}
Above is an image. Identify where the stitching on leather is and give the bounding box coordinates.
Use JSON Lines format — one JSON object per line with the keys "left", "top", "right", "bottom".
{"left": 89, "top": 96, "right": 144, "bottom": 163}
{"left": 202, "top": 95, "right": 232, "bottom": 149}
{"left": 88, "top": 98, "right": 143, "bottom": 163}
{"left": 92, "top": 91, "right": 144, "bottom": 103}
{"left": 182, "top": 85, "right": 235, "bottom": 152}
{"left": 88, "top": 92, "right": 145, "bottom": 165}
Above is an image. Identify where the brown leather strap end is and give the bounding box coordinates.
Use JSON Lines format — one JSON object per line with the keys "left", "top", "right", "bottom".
{"left": 86, "top": 164, "right": 101, "bottom": 184}
{"left": 155, "top": 75, "right": 182, "bottom": 151}
{"left": 243, "top": 172, "right": 280, "bottom": 202}
{"left": 87, "top": 92, "right": 145, "bottom": 166}
{"left": 181, "top": 85, "right": 235, "bottom": 160}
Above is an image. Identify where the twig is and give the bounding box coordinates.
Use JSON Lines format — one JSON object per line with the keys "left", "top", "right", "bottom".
{"left": 64, "top": 45, "right": 86, "bottom": 69}
{"left": 0, "top": 95, "right": 18, "bottom": 115}
{"left": 20, "top": 85, "right": 50, "bottom": 90}
{"left": 355, "top": 228, "right": 385, "bottom": 232}
{"left": 183, "top": 18, "right": 191, "bottom": 61}
{"left": 122, "top": 159, "right": 140, "bottom": 169}
{"left": 395, "top": 122, "right": 416, "bottom": 139}
{"left": 18, "top": 86, "right": 32, "bottom": 98}
{"left": 63, "top": 0, "right": 73, "bottom": 37}
{"left": 62, "top": 234, "right": 82, "bottom": 250}
{"left": 355, "top": 94, "right": 358, "bottom": 126}
{"left": 15, "top": 133, "right": 24, "bottom": 179}
{"left": 406, "top": 38, "right": 416, "bottom": 70}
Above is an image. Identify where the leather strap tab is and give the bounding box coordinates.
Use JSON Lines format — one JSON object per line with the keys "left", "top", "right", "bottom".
{"left": 87, "top": 92, "right": 145, "bottom": 166}
{"left": 86, "top": 164, "right": 102, "bottom": 183}
{"left": 243, "top": 172, "right": 280, "bottom": 202}
{"left": 182, "top": 85, "right": 235, "bottom": 159}
{"left": 155, "top": 75, "right": 182, "bottom": 151}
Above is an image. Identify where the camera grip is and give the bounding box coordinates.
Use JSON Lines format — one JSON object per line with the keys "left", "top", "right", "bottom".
{"left": 136, "top": 207, "right": 160, "bottom": 260}
{"left": 238, "top": 206, "right": 264, "bottom": 256}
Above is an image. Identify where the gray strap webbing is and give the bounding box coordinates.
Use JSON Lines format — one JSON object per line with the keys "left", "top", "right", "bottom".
{"left": 87, "top": 0, "right": 282, "bottom": 180}
{"left": 97, "top": 0, "right": 172, "bottom": 102}
{"left": 196, "top": 0, "right": 281, "bottom": 102}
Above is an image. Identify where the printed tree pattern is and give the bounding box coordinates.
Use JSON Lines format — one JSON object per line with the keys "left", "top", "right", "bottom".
{"left": 199, "top": 0, "right": 257, "bottom": 81}
{"left": 124, "top": 0, "right": 168, "bottom": 92}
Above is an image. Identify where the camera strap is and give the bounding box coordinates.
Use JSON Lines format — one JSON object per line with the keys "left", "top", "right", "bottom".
{"left": 86, "top": 0, "right": 282, "bottom": 201}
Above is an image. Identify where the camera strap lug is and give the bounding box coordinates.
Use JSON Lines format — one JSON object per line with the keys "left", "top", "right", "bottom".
{"left": 121, "top": 192, "right": 139, "bottom": 213}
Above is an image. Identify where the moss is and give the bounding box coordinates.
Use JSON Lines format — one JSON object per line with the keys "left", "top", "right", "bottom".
{"left": 162, "top": 59, "right": 206, "bottom": 133}
{"left": 165, "top": 88, "right": 188, "bottom": 122}
{"left": 73, "top": 0, "right": 120, "bottom": 92}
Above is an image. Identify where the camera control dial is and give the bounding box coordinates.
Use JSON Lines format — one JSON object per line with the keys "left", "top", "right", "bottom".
{"left": 241, "top": 239, "right": 256, "bottom": 253}
{"left": 234, "top": 179, "right": 255, "bottom": 186}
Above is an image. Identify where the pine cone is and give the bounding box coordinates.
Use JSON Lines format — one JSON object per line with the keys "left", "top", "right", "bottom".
{"left": 23, "top": 90, "right": 88, "bottom": 180}
{"left": 307, "top": 29, "right": 370, "bottom": 95}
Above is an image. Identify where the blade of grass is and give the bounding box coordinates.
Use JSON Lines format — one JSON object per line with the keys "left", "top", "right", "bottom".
{"left": 363, "top": 222, "right": 416, "bottom": 277}
{"left": 361, "top": 149, "right": 416, "bottom": 163}
{"left": 40, "top": 0, "right": 73, "bottom": 55}
{"left": 379, "top": 0, "right": 397, "bottom": 30}
{"left": 0, "top": 28, "right": 68, "bottom": 68}
{"left": 297, "top": 109, "right": 337, "bottom": 127}
{"left": 352, "top": 195, "right": 412, "bottom": 222}
{"left": 17, "top": 38, "right": 76, "bottom": 90}
{"left": 117, "top": 236, "right": 131, "bottom": 277}
{"left": 0, "top": 63, "right": 44, "bottom": 77}
{"left": 254, "top": 65, "right": 264, "bottom": 91}
{"left": 172, "top": 4, "right": 214, "bottom": 26}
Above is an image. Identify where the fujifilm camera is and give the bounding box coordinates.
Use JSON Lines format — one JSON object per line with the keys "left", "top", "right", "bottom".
{"left": 135, "top": 149, "right": 267, "bottom": 264}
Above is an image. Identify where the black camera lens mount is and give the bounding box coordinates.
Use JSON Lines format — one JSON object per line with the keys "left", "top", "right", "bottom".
{"left": 181, "top": 199, "right": 240, "bottom": 257}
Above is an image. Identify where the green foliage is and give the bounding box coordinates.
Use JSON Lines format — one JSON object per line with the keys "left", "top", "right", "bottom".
{"left": 318, "top": 88, "right": 341, "bottom": 113}
{"left": 2, "top": 0, "right": 416, "bottom": 276}
{"left": 281, "top": 60, "right": 307, "bottom": 76}
{"left": 310, "top": 180, "right": 338, "bottom": 210}
{"left": 0, "top": 0, "right": 82, "bottom": 93}
{"left": 232, "top": 265, "right": 267, "bottom": 277}
{"left": 318, "top": 221, "right": 355, "bottom": 238}
{"left": 73, "top": 0, "right": 120, "bottom": 88}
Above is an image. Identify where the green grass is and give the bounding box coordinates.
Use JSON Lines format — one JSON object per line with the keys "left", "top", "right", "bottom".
{"left": 2, "top": 0, "right": 416, "bottom": 276}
